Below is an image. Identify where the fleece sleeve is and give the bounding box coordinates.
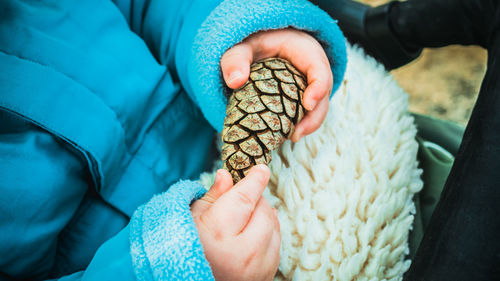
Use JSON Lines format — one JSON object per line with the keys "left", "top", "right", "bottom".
{"left": 82, "top": 180, "right": 212, "bottom": 281}
{"left": 128, "top": 181, "right": 213, "bottom": 281}
{"left": 112, "top": 0, "right": 347, "bottom": 132}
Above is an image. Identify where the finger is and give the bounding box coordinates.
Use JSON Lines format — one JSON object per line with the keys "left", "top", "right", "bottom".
{"left": 247, "top": 30, "right": 332, "bottom": 111}
{"left": 252, "top": 206, "right": 280, "bottom": 279}
{"left": 220, "top": 43, "right": 253, "bottom": 89}
{"left": 203, "top": 169, "right": 233, "bottom": 204}
{"left": 270, "top": 209, "right": 281, "bottom": 253}
{"left": 291, "top": 95, "right": 330, "bottom": 142}
{"left": 264, "top": 228, "right": 281, "bottom": 276}
{"left": 272, "top": 208, "right": 281, "bottom": 233}
{"left": 301, "top": 58, "right": 333, "bottom": 111}
{"left": 208, "top": 164, "right": 270, "bottom": 234}
{"left": 191, "top": 169, "right": 233, "bottom": 214}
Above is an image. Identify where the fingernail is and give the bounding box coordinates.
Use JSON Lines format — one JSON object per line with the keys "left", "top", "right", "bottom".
{"left": 292, "top": 127, "right": 303, "bottom": 142}
{"left": 214, "top": 169, "right": 223, "bottom": 183}
{"left": 228, "top": 70, "right": 242, "bottom": 85}
{"left": 254, "top": 164, "right": 269, "bottom": 173}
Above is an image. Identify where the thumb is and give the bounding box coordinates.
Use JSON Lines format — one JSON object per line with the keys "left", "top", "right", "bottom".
{"left": 220, "top": 42, "right": 253, "bottom": 89}
{"left": 208, "top": 164, "right": 270, "bottom": 235}
{"left": 191, "top": 169, "right": 233, "bottom": 214}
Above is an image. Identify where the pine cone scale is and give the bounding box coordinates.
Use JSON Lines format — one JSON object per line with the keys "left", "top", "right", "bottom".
{"left": 222, "top": 58, "right": 308, "bottom": 183}
{"left": 260, "top": 95, "right": 283, "bottom": 113}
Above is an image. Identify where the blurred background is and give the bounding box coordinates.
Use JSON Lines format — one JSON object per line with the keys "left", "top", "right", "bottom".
{"left": 359, "top": 0, "right": 487, "bottom": 125}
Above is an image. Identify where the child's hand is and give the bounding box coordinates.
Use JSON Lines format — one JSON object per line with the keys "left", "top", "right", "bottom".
{"left": 191, "top": 165, "right": 280, "bottom": 281}
{"left": 220, "top": 28, "right": 333, "bottom": 142}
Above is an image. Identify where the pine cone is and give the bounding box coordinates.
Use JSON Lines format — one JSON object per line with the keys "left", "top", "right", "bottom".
{"left": 221, "top": 58, "right": 307, "bottom": 183}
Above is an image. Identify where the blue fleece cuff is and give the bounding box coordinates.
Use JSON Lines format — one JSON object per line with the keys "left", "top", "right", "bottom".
{"left": 188, "top": 0, "right": 347, "bottom": 132}
{"left": 129, "top": 180, "right": 213, "bottom": 281}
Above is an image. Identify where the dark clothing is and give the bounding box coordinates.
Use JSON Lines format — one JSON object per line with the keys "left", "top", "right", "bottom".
{"left": 312, "top": 0, "right": 500, "bottom": 279}
{"left": 389, "top": 0, "right": 500, "bottom": 49}
{"left": 388, "top": 1, "right": 500, "bottom": 280}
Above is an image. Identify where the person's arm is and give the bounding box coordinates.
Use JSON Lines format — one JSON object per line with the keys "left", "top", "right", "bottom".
{"left": 387, "top": 0, "right": 499, "bottom": 49}
{"left": 111, "top": 0, "right": 348, "bottom": 132}
{"left": 0, "top": 0, "right": 347, "bottom": 279}
{"left": 0, "top": 110, "right": 134, "bottom": 281}
{"left": 0, "top": 110, "right": 276, "bottom": 281}
{"left": 313, "top": 0, "right": 500, "bottom": 69}
{"left": 0, "top": 111, "right": 212, "bottom": 281}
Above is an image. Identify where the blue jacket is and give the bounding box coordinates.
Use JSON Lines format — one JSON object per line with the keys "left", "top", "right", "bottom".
{"left": 0, "top": 0, "right": 346, "bottom": 280}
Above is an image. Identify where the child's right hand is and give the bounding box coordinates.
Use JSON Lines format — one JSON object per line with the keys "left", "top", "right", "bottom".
{"left": 191, "top": 165, "right": 280, "bottom": 281}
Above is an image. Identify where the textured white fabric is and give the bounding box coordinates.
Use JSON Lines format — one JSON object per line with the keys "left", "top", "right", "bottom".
{"left": 199, "top": 45, "right": 423, "bottom": 281}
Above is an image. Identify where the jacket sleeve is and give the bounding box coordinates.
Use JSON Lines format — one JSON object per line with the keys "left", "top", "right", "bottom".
{"left": 0, "top": 111, "right": 211, "bottom": 281}
{"left": 112, "top": 0, "right": 348, "bottom": 132}
{"left": 0, "top": 111, "right": 130, "bottom": 281}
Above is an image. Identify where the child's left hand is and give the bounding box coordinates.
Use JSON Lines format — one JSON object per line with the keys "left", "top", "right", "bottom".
{"left": 220, "top": 28, "right": 333, "bottom": 142}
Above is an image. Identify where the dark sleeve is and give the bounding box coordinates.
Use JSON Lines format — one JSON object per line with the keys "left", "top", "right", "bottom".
{"left": 389, "top": 0, "right": 500, "bottom": 49}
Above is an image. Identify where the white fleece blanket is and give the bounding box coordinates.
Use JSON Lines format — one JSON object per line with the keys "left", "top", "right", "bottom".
{"left": 200, "top": 45, "right": 423, "bottom": 281}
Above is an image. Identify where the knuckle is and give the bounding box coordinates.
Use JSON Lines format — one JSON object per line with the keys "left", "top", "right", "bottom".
{"left": 222, "top": 45, "right": 251, "bottom": 61}
{"left": 224, "top": 49, "right": 244, "bottom": 60}
{"left": 198, "top": 213, "right": 224, "bottom": 241}
{"left": 221, "top": 55, "right": 238, "bottom": 67}
{"left": 234, "top": 190, "right": 255, "bottom": 209}
{"left": 259, "top": 214, "right": 275, "bottom": 235}
{"left": 197, "top": 212, "right": 209, "bottom": 226}
{"left": 241, "top": 247, "right": 258, "bottom": 269}
{"left": 201, "top": 193, "right": 217, "bottom": 204}
{"left": 314, "top": 112, "right": 326, "bottom": 125}
{"left": 308, "top": 117, "right": 322, "bottom": 131}
{"left": 317, "top": 76, "right": 329, "bottom": 88}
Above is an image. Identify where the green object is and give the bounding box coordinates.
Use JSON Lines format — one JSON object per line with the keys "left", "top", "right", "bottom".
{"left": 408, "top": 114, "right": 465, "bottom": 258}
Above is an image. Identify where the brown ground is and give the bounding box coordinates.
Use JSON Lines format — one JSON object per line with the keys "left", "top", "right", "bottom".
{"left": 392, "top": 46, "right": 487, "bottom": 125}
{"left": 359, "top": 0, "right": 488, "bottom": 125}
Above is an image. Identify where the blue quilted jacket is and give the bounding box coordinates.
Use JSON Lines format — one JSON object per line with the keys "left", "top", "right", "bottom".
{"left": 0, "top": 0, "right": 346, "bottom": 280}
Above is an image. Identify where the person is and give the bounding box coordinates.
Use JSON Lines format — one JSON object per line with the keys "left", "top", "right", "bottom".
{"left": 0, "top": 0, "right": 347, "bottom": 280}
{"left": 312, "top": 0, "right": 500, "bottom": 280}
